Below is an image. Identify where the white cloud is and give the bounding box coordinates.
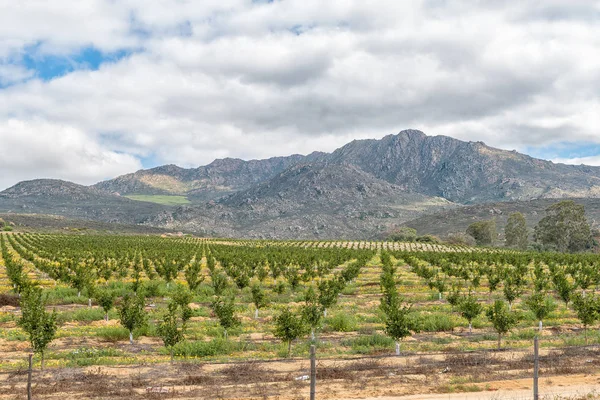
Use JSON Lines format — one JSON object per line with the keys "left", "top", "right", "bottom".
{"left": 0, "top": 119, "right": 141, "bottom": 189}
{"left": 0, "top": 0, "right": 599, "bottom": 189}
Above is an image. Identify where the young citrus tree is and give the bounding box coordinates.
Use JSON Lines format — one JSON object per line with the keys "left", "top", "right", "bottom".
{"left": 118, "top": 292, "right": 147, "bottom": 345}
{"left": 458, "top": 293, "right": 483, "bottom": 334}
{"left": 18, "top": 287, "right": 58, "bottom": 370}
{"left": 95, "top": 287, "right": 116, "bottom": 322}
{"left": 273, "top": 307, "right": 307, "bottom": 357}
{"left": 486, "top": 300, "right": 519, "bottom": 349}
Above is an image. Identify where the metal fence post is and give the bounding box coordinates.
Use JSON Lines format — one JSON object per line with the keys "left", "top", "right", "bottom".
{"left": 27, "top": 353, "right": 33, "bottom": 400}
{"left": 533, "top": 336, "right": 539, "bottom": 400}
{"left": 310, "top": 345, "right": 316, "bottom": 400}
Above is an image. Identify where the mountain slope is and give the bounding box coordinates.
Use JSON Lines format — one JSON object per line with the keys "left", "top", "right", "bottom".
{"left": 93, "top": 153, "right": 325, "bottom": 201}
{"left": 329, "top": 130, "right": 600, "bottom": 203}
{"left": 6, "top": 129, "right": 600, "bottom": 239}
{"left": 148, "top": 162, "right": 454, "bottom": 239}
{"left": 0, "top": 179, "right": 167, "bottom": 224}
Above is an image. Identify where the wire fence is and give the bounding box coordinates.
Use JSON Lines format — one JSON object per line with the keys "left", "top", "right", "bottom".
{"left": 3, "top": 341, "right": 600, "bottom": 399}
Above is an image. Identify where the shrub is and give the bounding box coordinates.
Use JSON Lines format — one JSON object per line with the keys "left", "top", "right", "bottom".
{"left": 58, "top": 308, "right": 106, "bottom": 323}
{"left": 95, "top": 326, "right": 130, "bottom": 342}
{"left": 171, "top": 339, "right": 240, "bottom": 357}
{"left": 418, "top": 313, "right": 455, "bottom": 332}
{"left": 341, "top": 334, "right": 395, "bottom": 354}
{"left": 326, "top": 312, "right": 358, "bottom": 332}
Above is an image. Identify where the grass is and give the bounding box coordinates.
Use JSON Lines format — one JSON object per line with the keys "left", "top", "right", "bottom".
{"left": 124, "top": 195, "right": 191, "bottom": 206}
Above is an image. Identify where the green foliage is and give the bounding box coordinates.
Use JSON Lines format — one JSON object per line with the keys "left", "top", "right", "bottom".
{"left": 572, "top": 292, "right": 598, "bottom": 343}
{"left": 18, "top": 287, "right": 58, "bottom": 369}
{"left": 211, "top": 296, "right": 240, "bottom": 337}
{"left": 171, "top": 338, "right": 241, "bottom": 357}
{"left": 250, "top": 282, "right": 269, "bottom": 313}
{"left": 341, "top": 334, "right": 396, "bottom": 354}
{"left": 184, "top": 259, "right": 204, "bottom": 291}
{"left": 466, "top": 220, "right": 497, "bottom": 246}
{"left": 417, "top": 312, "right": 454, "bottom": 332}
{"left": 157, "top": 297, "right": 191, "bottom": 360}
{"left": 124, "top": 195, "right": 191, "bottom": 206}
{"left": 273, "top": 307, "right": 308, "bottom": 357}
{"left": 95, "top": 326, "right": 130, "bottom": 342}
{"left": 210, "top": 270, "right": 229, "bottom": 296}
{"left": 485, "top": 300, "right": 519, "bottom": 348}
{"left": 95, "top": 287, "right": 116, "bottom": 321}
{"left": 534, "top": 200, "right": 593, "bottom": 253}
{"left": 326, "top": 312, "right": 358, "bottom": 332}
{"left": 458, "top": 293, "right": 483, "bottom": 332}
{"left": 118, "top": 292, "right": 147, "bottom": 344}
{"left": 301, "top": 286, "right": 323, "bottom": 336}
{"left": 388, "top": 227, "right": 417, "bottom": 242}
{"left": 505, "top": 212, "right": 528, "bottom": 249}
{"left": 524, "top": 291, "right": 556, "bottom": 327}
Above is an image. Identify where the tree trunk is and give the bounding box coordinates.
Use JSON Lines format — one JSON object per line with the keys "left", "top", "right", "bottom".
{"left": 311, "top": 328, "right": 315, "bottom": 341}
{"left": 539, "top": 320, "right": 543, "bottom": 332}
{"left": 323, "top": 309, "right": 327, "bottom": 318}
{"left": 129, "top": 331, "right": 134, "bottom": 345}
{"left": 468, "top": 322, "right": 472, "bottom": 335}
{"left": 170, "top": 348, "right": 174, "bottom": 364}
{"left": 254, "top": 308, "right": 259, "bottom": 319}
{"left": 41, "top": 352, "right": 45, "bottom": 371}
{"left": 395, "top": 342, "right": 400, "bottom": 356}
{"left": 105, "top": 312, "right": 109, "bottom": 322}
{"left": 287, "top": 341, "right": 292, "bottom": 358}
{"left": 438, "top": 292, "right": 442, "bottom": 300}
{"left": 224, "top": 330, "right": 228, "bottom": 339}
{"left": 497, "top": 334, "right": 502, "bottom": 349}
{"left": 78, "top": 291, "right": 81, "bottom": 298}
{"left": 88, "top": 298, "right": 92, "bottom": 308}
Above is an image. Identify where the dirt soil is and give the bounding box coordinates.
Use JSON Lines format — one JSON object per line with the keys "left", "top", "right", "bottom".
{"left": 2, "top": 348, "right": 600, "bottom": 400}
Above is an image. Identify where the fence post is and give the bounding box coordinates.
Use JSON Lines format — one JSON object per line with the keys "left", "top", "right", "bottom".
{"left": 27, "top": 353, "right": 33, "bottom": 400}
{"left": 533, "top": 336, "right": 539, "bottom": 400}
{"left": 310, "top": 345, "right": 316, "bottom": 400}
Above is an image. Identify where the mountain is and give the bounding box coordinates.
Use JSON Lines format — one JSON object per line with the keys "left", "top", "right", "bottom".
{"left": 0, "top": 179, "right": 167, "bottom": 224}
{"left": 327, "top": 130, "right": 600, "bottom": 203}
{"left": 148, "top": 161, "right": 453, "bottom": 239}
{"left": 5, "top": 129, "right": 600, "bottom": 239}
{"left": 93, "top": 153, "right": 324, "bottom": 201}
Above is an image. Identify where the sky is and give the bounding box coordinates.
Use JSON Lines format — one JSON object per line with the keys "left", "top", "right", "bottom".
{"left": 0, "top": 0, "right": 599, "bottom": 190}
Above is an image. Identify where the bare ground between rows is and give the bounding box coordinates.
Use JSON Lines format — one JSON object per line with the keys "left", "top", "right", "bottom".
{"left": 1, "top": 346, "right": 600, "bottom": 399}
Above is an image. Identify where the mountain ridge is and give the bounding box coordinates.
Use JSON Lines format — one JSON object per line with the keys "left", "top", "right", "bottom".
{"left": 4, "top": 129, "right": 600, "bottom": 239}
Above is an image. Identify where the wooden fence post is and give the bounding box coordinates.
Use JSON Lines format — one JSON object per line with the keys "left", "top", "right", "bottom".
{"left": 27, "top": 353, "right": 33, "bottom": 400}
{"left": 533, "top": 336, "right": 539, "bottom": 400}
{"left": 310, "top": 345, "right": 316, "bottom": 400}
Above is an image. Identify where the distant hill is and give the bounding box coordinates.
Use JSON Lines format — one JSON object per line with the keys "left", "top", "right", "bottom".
{"left": 400, "top": 198, "right": 600, "bottom": 240}
{"left": 0, "top": 179, "right": 167, "bottom": 225}
{"left": 93, "top": 153, "right": 324, "bottom": 201}
{"left": 5, "top": 130, "right": 600, "bottom": 239}
{"left": 148, "top": 162, "right": 453, "bottom": 239}
{"left": 0, "top": 213, "right": 178, "bottom": 235}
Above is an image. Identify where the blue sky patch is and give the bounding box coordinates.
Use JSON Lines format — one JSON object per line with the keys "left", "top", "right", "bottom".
{"left": 525, "top": 142, "right": 600, "bottom": 161}
{"left": 21, "top": 45, "right": 133, "bottom": 82}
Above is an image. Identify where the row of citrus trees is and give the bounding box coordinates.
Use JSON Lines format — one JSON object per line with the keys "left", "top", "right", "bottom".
{"left": 1, "top": 233, "right": 375, "bottom": 368}
{"left": 386, "top": 249, "right": 600, "bottom": 346}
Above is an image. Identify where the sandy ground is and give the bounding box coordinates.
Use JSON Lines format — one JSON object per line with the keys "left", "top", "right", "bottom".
{"left": 352, "top": 374, "right": 600, "bottom": 399}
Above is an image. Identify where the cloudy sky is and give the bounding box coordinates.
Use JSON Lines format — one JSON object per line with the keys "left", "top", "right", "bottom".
{"left": 0, "top": 0, "right": 599, "bottom": 190}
